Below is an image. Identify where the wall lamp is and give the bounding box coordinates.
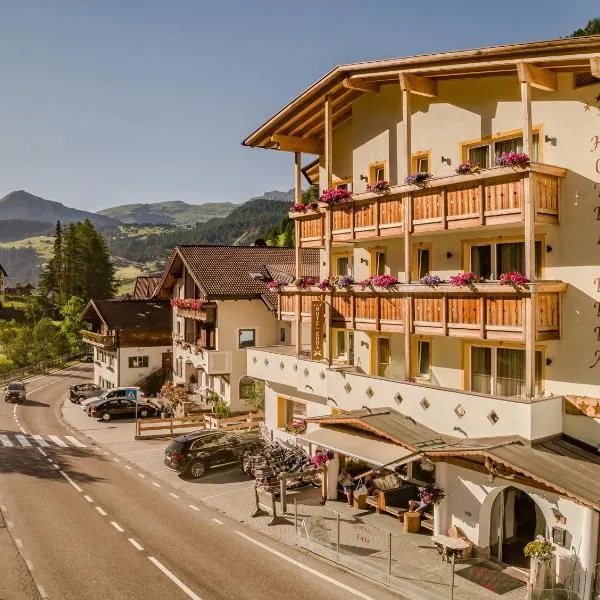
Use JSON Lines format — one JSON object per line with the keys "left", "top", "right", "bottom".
{"left": 360, "top": 174, "right": 369, "bottom": 183}
{"left": 446, "top": 251, "right": 454, "bottom": 259}
{"left": 546, "top": 358, "right": 553, "bottom": 366}
{"left": 360, "top": 257, "right": 369, "bottom": 265}
{"left": 544, "top": 135, "right": 557, "bottom": 146}
{"left": 441, "top": 156, "right": 451, "bottom": 165}
{"left": 546, "top": 245, "right": 553, "bottom": 253}
{"left": 360, "top": 341, "right": 369, "bottom": 348}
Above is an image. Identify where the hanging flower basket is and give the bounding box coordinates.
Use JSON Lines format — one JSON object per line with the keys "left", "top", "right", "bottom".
{"left": 320, "top": 188, "right": 353, "bottom": 206}
{"left": 420, "top": 274, "right": 443, "bottom": 288}
{"left": 455, "top": 161, "right": 481, "bottom": 175}
{"left": 170, "top": 298, "right": 207, "bottom": 311}
{"left": 294, "top": 276, "right": 318, "bottom": 290}
{"left": 499, "top": 271, "right": 530, "bottom": 289}
{"left": 449, "top": 271, "right": 480, "bottom": 288}
{"left": 524, "top": 537, "right": 555, "bottom": 560}
{"left": 367, "top": 180, "right": 391, "bottom": 193}
{"left": 290, "top": 201, "right": 319, "bottom": 213}
{"left": 405, "top": 172, "right": 432, "bottom": 186}
{"left": 496, "top": 152, "right": 530, "bottom": 168}
{"left": 283, "top": 419, "right": 306, "bottom": 434}
{"left": 310, "top": 449, "right": 335, "bottom": 468}
{"left": 420, "top": 483, "right": 446, "bottom": 505}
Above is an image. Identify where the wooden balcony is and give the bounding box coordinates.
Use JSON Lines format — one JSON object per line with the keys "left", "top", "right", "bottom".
{"left": 175, "top": 305, "right": 216, "bottom": 323}
{"left": 290, "top": 164, "right": 566, "bottom": 247}
{"left": 278, "top": 281, "right": 565, "bottom": 341}
{"left": 81, "top": 330, "right": 116, "bottom": 349}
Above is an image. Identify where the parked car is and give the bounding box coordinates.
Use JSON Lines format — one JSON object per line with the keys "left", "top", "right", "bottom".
{"left": 83, "top": 352, "right": 94, "bottom": 363}
{"left": 164, "top": 430, "right": 264, "bottom": 479}
{"left": 5, "top": 381, "right": 26, "bottom": 403}
{"left": 91, "top": 397, "right": 158, "bottom": 421}
{"left": 81, "top": 387, "right": 140, "bottom": 413}
{"left": 69, "top": 383, "right": 104, "bottom": 403}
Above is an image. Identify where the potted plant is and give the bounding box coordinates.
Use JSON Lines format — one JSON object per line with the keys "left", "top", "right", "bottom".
{"left": 499, "top": 271, "right": 530, "bottom": 290}
{"left": 294, "top": 276, "right": 318, "bottom": 290}
{"left": 420, "top": 273, "right": 443, "bottom": 288}
{"left": 320, "top": 188, "right": 353, "bottom": 207}
{"left": 267, "top": 279, "right": 286, "bottom": 290}
{"left": 455, "top": 161, "right": 481, "bottom": 175}
{"left": 524, "top": 536, "right": 556, "bottom": 592}
{"left": 367, "top": 180, "right": 391, "bottom": 193}
{"left": 405, "top": 172, "right": 432, "bottom": 186}
{"left": 310, "top": 449, "right": 334, "bottom": 468}
{"left": 283, "top": 419, "right": 306, "bottom": 434}
{"left": 496, "top": 152, "right": 530, "bottom": 168}
{"left": 449, "top": 271, "right": 480, "bottom": 289}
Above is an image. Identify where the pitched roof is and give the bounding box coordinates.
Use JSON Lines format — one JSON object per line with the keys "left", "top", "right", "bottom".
{"left": 82, "top": 299, "right": 171, "bottom": 331}
{"left": 156, "top": 245, "right": 320, "bottom": 310}
{"left": 133, "top": 276, "right": 162, "bottom": 300}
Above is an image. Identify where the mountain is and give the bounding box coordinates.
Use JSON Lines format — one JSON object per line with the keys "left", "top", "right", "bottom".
{"left": 98, "top": 200, "right": 236, "bottom": 225}
{"left": 0, "top": 191, "right": 119, "bottom": 229}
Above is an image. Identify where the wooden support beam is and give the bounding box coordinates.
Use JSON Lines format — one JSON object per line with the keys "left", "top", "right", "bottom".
{"left": 270, "top": 134, "right": 322, "bottom": 155}
{"left": 516, "top": 62, "right": 557, "bottom": 92}
{"left": 399, "top": 73, "right": 437, "bottom": 97}
{"left": 324, "top": 95, "right": 333, "bottom": 190}
{"left": 591, "top": 57, "right": 600, "bottom": 78}
{"left": 342, "top": 78, "right": 379, "bottom": 94}
{"left": 294, "top": 152, "right": 302, "bottom": 205}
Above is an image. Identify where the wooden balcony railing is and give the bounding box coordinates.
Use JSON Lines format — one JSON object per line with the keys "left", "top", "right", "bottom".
{"left": 291, "top": 164, "right": 566, "bottom": 247}
{"left": 278, "top": 283, "right": 564, "bottom": 341}
{"left": 176, "top": 305, "right": 216, "bottom": 323}
{"left": 81, "top": 330, "right": 116, "bottom": 349}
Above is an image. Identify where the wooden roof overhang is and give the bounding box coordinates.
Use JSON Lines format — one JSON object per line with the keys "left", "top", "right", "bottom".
{"left": 243, "top": 35, "right": 600, "bottom": 152}
{"left": 154, "top": 248, "right": 209, "bottom": 301}
{"left": 81, "top": 299, "right": 108, "bottom": 329}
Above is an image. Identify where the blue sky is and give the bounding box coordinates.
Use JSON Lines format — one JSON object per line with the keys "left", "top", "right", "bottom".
{"left": 0, "top": 1, "right": 597, "bottom": 211}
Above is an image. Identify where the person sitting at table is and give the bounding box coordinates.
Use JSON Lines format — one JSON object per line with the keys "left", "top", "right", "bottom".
{"left": 338, "top": 467, "right": 355, "bottom": 505}
{"left": 408, "top": 491, "right": 432, "bottom": 514}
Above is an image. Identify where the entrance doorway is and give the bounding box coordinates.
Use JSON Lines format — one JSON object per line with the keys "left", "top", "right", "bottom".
{"left": 489, "top": 487, "right": 546, "bottom": 569}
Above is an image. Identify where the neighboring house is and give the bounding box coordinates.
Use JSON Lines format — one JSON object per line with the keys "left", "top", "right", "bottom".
{"left": 154, "top": 245, "right": 318, "bottom": 412}
{"left": 133, "top": 276, "right": 162, "bottom": 300}
{"left": 81, "top": 299, "right": 172, "bottom": 389}
{"left": 244, "top": 35, "right": 600, "bottom": 596}
{"left": 4, "top": 282, "right": 34, "bottom": 296}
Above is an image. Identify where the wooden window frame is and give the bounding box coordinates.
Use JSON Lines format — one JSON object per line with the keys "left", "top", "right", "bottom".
{"left": 128, "top": 355, "right": 149, "bottom": 369}
{"left": 459, "top": 126, "right": 543, "bottom": 164}
{"left": 412, "top": 242, "right": 433, "bottom": 282}
{"left": 333, "top": 252, "right": 354, "bottom": 277}
{"left": 333, "top": 177, "right": 353, "bottom": 192}
{"left": 461, "top": 235, "right": 545, "bottom": 280}
{"left": 371, "top": 335, "right": 392, "bottom": 378}
{"left": 368, "top": 161, "right": 387, "bottom": 184}
{"left": 412, "top": 336, "right": 432, "bottom": 381}
{"left": 369, "top": 247, "right": 388, "bottom": 276}
{"left": 238, "top": 328, "right": 256, "bottom": 349}
{"left": 411, "top": 150, "right": 431, "bottom": 173}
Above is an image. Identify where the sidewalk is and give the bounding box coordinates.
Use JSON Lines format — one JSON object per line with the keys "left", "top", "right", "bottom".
{"left": 61, "top": 401, "right": 527, "bottom": 600}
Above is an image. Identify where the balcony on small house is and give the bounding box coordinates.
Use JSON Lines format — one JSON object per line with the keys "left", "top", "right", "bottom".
{"left": 278, "top": 280, "right": 566, "bottom": 342}
{"left": 174, "top": 335, "right": 230, "bottom": 375}
{"left": 80, "top": 329, "right": 116, "bottom": 349}
{"left": 291, "top": 164, "right": 566, "bottom": 247}
{"left": 173, "top": 301, "right": 216, "bottom": 323}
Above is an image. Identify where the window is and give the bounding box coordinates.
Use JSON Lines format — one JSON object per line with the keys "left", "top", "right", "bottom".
{"left": 128, "top": 356, "right": 149, "bottom": 368}
{"left": 375, "top": 337, "right": 391, "bottom": 378}
{"left": 417, "top": 247, "right": 430, "bottom": 280}
{"left": 334, "top": 179, "right": 352, "bottom": 192}
{"left": 334, "top": 330, "right": 354, "bottom": 364}
{"left": 335, "top": 255, "right": 353, "bottom": 277}
{"left": 238, "top": 329, "right": 256, "bottom": 348}
{"left": 374, "top": 250, "right": 387, "bottom": 276}
{"left": 369, "top": 162, "right": 386, "bottom": 184}
{"left": 412, "top": 151, "right": 431, "bottom": 173}
{"left": 470, "top": 346, "right": 542, "bottom": 398}
{"left": 416, "top": 340, "right": 431, "bottom": 380}
{"left": 465, "top": 132, "right": 540, "bottom": 169}
{"left": 469, "top": 240, "right": 542, "bottom": 280}
{"left": 285, "top": 399, "right": 307, "bottom": 424}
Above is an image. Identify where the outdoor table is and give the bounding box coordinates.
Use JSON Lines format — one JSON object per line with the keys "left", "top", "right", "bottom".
{"left": 431, "top": 534, "right": 469, "bottom": 562}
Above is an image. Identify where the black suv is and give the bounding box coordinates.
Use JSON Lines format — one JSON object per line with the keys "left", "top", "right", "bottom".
{"left": 164, "top": 430, "right": 264, "bottom": 479}
{"left": 5, "top": 381, "right": 26, "bottom": 403}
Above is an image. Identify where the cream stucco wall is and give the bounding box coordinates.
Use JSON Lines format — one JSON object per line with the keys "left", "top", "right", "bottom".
{"left": 117, "top": 345, "right": 170, "bottom": 388}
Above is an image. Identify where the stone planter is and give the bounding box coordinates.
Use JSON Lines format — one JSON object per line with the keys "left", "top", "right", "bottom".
{"left": 529, "top": 556, "right": 556, "bottom": 592}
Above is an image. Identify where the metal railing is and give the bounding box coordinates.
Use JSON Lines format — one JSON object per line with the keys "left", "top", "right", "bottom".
{"left": 0, "top": 354, "right": 83, "bottom": 388}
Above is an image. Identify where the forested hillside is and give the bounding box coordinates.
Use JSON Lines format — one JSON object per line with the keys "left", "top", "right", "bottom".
{"left": 0, "top": 220, "right": 54, "bottom": 243}
{"left": 105, "top": 197, "right": 292, "bottom": 263}
{"left": 0, "top": 247, "right": 44, "bottom": 285}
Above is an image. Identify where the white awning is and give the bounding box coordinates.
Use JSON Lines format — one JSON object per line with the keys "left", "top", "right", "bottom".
{"left": 298, "top": 427, "right": 413, "bottom": 467}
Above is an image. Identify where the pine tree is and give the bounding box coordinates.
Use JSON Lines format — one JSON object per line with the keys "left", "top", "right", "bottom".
{"left": 570, "top": 18, "right": 600, "bottom": 37}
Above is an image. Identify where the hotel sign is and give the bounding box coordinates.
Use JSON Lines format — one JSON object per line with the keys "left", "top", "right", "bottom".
{"left": 311, "top": 301, "right": 325, "bottom": 361}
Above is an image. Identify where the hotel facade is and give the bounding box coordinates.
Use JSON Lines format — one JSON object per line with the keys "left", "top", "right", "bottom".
{"left": 243, "top": 36, "right": 600, "bottom": 597}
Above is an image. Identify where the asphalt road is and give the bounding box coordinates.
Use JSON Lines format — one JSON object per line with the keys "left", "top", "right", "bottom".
{"left": 0, "top": 364, "right": 405, "bottom": 600}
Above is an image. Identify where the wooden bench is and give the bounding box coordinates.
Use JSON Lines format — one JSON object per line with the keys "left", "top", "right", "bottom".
{"left": 366, "top": 480, "right": 421, "bottom": 519}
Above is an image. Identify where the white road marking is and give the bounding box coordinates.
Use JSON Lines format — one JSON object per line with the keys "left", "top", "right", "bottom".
{"left": 37, "top": 448, "right": 47, "bottom": 457}
{"left": 212, "top": 518, "right": 224, "bottom": 525}
{"left": 110, "top": 521, "right": 124, "bottom": 533}
{"left": 95, "top": 506, "right": 107, "bottom": 516}
{"left": 112, "top": 457, "right": 120, "bottom": 462}
{"left": 47, "top": 458, "right": 53, "bottom": 463}
{"left": 125, "top": 465, "right": 133, "bottom": 470}
{"left": 65, "top": 436, "right": 86, "bottom": 448}
{"left": 103, "top": 451, "right": 110, "bottom": 456}
{"left": 189, "top": 505, "right": 200, "bottom": 512}
{"left": 53, "top": 464, "right": 60, "bottom": 469}
{"left": 152, "top": 482, "right": 161, "bottom": 488}
{"left": 148, "top": 556, "right": 202, "bottom": 600}
{"left": 169, "top": 493, "right": 180, "bottom": 499}
{"left": 15, "top": 435, "right": 31, "bottom": 447}
{"left": 12, "top": 406, "right": 16, "bottom": 416}
{"left": 15, "top": 538, "right": 23, "bottom": 548}
{"left": 25, "top": 559, "right": 33, "bottom": 571}
{"left": 48, "top": 435, "right": 68, "bottom": 448}
{"left": 128, "top": 538, "right": 144, "bottom": 551}
{"left": 84, "top": 495, "right": 93, "bottom": 503}
{"left": 137, "top": 473, "right": 145, "bottom": 478}
{"left": 0, "top": 435, "right": 13, "bottom": 447}
{"left": 37, "top": 583, "right": 48, "bottom": 599}
{"left": 234, "top": 531, "right": 377, "bottom": 600}
{"left": 19, "top": 427, "right": 27, "bottom": 434}
{"left": 32, "top": 435, "right": 50, "bottom": 448}
{"left": 6, "top": 520, "right": 14, "bottom": 528}
{"left": 60, "top": 470, "right": 83, "bottom": 493}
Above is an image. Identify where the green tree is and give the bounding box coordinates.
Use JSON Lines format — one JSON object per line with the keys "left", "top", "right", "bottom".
{"left": 60, "top": 296, "right": 86, "bottom": 353}
{"left": 0, "top": 321, "right": 32, "bottom": 367}
{"left": 31, "top": 318, "right": 62, "bottom": 363}
{"left": 302, "top": 185, "right": 319, "bottom": 203}
{"left": 570, "top": 18, "right": 600, "bottom": 36}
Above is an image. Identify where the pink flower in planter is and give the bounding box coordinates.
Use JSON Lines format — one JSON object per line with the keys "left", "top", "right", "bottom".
{"left": 495, "top": 152, "right": 530, "bottom": 168}
{"left": 171, "top": 298, "right": 206, "bottom": 311}
{"left": 320, "top": 188, "right": 352, "bottom": 206}
{"left": 294, "top": 276, "right": 318, "bottom": 290}
{"left": 367, "top": 180, "right": 390, "bottom": 193}
{"left": 267, "top": 279, "right": 286, "bottom": 290}
{"left": 370, "top": 274, "right": 399, "bottom": 288}
{"left": 499, "top": 271, "right": 530, "bottom": 288}
{"left": 449, "top": 272, "right": 479, "bottom": 287}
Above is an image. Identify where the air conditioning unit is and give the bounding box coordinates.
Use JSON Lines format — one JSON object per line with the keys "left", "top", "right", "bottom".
{"left": 206, "top": 351, "right": 231, "bottom": 375}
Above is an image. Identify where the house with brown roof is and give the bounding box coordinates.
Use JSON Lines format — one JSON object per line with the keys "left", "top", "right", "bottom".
{"left": 4, "top": 282, "right": 34, "bottom": 296}
{"left": 132, "top": 276, "right": 162, "bottom": 300}
{"left": 81, "top": 299, "right": 172, "bottom": 389}
{"left": 154, "top": 245, "right": 318, "bottom": 412}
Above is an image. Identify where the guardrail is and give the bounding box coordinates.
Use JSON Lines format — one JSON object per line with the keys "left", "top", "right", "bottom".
{"left": 0, "top": 354, "right": 83, "bottom": 388}
{"left": 135, "top": 411, "right": 264, "bottom": 439}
